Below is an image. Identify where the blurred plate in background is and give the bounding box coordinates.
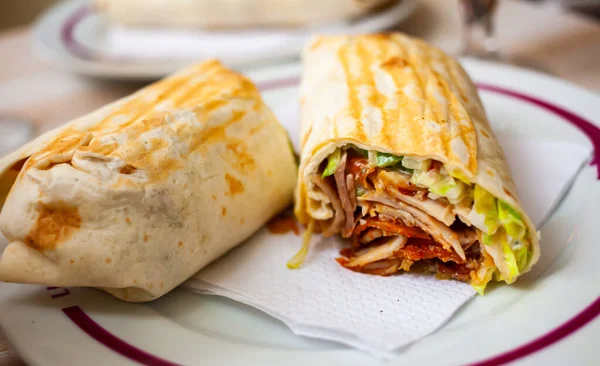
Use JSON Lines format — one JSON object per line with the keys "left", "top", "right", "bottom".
{"left": 32, "top": 0, "right": 418, "bottom": 80}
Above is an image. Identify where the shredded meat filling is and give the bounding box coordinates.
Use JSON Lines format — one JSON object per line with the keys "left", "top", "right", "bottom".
{"left": 353, "top": 217, "right": 431, "bottom": 244}
{"left": 310, "top": 175, "right": 344, "bottom": 237}
{"left": 315, "top": 148, "right": 483, "bottom": 282}
{"left": 333, "top": 151, "right": 356, "bottom": 238}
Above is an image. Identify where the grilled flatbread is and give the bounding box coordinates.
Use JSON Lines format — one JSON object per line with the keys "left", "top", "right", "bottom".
{"left": 294, "top": 34, "right": 539, "bottom": 293}
{"left": 0, "top": 60, "right": 296, "bottom": 301}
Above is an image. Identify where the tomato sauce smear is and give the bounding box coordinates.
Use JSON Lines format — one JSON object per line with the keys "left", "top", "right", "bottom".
{"left": 338, "top": 237, "right": 481, "bottom": 282}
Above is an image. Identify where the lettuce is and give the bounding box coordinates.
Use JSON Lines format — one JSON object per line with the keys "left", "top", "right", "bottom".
{"left": 502, "top": 240, "right": 519, "bottom": 281}
{"left": 473, "top": 185, "right": 500, "bottom": 235}
{"left": 498, "top": 200, "right": 526, "bottom": 241}
{"left": 410, "top": 161, "right": 468, "bottom": 203}
{"left": 429, "top": 176, "right": 467, "bottom": 203}
{"left": 472, "top": 261, "right": 493, "bottom": 295}
{"left": 473, "top": 284, "right": 487, "bottom": 296}
{"left": 483, "top": 229, "right": 524, "bottom": 283}
{"left": 429, "top": 176, "right": 456, "bottom": 196}
{"left": 321, "top": 149, "right": 341, "bottom": 178}
{"left": 411, "top": 161, "right": 441, "bottom": 188}
{"left": 401, "top": 156, "right": 425, "bottom": 170}
{"left": 482, "top": 233, "right": 493, "bottom": 246}
{"left": 514, "top": 243, "right": 529, "bottom": 271}
{"left": 375, "top": 152, "right": 403, "bottom": 168}
{"left": 287, "top": 220, "right": 315, "bottom": 269}
{"left": 449, "top": 168, "right": 471, "bottom": 184}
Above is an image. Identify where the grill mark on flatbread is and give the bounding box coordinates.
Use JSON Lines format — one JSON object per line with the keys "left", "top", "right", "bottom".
{"left": 91, "top": 77, "right": 187, "bottom": 133}
{"left": 190, "top": 110, "right": 247, "bottom": 150}
{"left": 338, "top": 42, "right": 366, "bottom": 142}
{"left": 175, "top": 81, "right": 218, "bottom": 109}
{"left": 379, "top": 41, "right": 411, "bottom": 149}
{"left": 361, "top": 38, "right": 391, "bottom": 141}
{"left": 397, "top": 37, "right": 427, "bottom": 151}
{"left": 26, "top": 202, "right": 81, "bottom": 251}
{"left": 224, "top": 138, "right": 256, "bottom": 174}
{"left": 433, "top": 55, "right": 474, "bottom": 159}
{"left": 172, "top": 70, "right": 222, "bottom": 106}
{"left": 439, "top": 55, "right": 479, "bottom": 173}
{"left": 421, "top": 40, "right": 453, "bottom": 159}
{"left": 25, "top": 67, "right": 254, "bottom": 185}
{"left": 380, "top": 58, "right": 400, "bottom": 149}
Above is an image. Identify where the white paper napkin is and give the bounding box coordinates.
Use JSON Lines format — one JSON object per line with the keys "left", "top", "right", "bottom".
{"left": 183, "top": 136, "right": 590, "bottom": 357}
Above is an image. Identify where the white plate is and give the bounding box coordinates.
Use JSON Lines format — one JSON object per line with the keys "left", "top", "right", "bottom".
{"left": 1, "top": 59, "right": 600, "bottom": 365}
{"left": 32, "top": 0, "right": 418, "bottom": 80}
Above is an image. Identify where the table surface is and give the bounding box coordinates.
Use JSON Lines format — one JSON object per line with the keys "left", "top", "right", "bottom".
{"left": 0, "top": 0, "right": 599, "bottom": 364}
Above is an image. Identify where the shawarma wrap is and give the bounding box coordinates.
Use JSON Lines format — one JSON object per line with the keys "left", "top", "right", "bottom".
{"left": 294, "top": 34, "right": 540, "bottom": 293}
{"left": 0, "top": 60, "right": 296, "bottom": 301}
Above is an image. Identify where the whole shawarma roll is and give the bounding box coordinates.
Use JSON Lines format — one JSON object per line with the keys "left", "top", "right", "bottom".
{"left": 94, "top": 0, "right": 397, "bottom": 29}
{"left": 293, "top": 34, "right": 540, "bottom": 293}
{"left": 0, "top": 60, "right": 296, "bottom": 302}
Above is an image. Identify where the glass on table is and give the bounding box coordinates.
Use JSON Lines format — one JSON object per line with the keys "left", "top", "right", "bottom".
{"left": 457, "top": 0, "right": 500, "bottom": 59}
{"left": 457, "top": 0, "right": 551, "bottom": 73}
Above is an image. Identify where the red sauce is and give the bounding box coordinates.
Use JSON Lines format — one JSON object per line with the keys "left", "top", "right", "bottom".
{"left": 267, "top": 215, "right": 300, "bottom": 235}
{"left": 397, "top": 187, "right": 418, "bottom": 196}
{"left": 335, "top": 257, "right": 349, "bottom": 266}
{"left": 353, "top": 217, "right": 431, "bottom": 240}
{"left": 436, "top": 261, "right": 473, "bottom": 281}
{"left": 394, "top": 238, "right": 465, "bottom": 264}
{"left": 346, "top": 156, "right": 373, "bottom": 187}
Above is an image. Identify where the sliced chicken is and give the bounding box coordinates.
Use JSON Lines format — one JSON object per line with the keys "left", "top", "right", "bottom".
{"left": 457, "top": 228, "right": 478, "bottom": 249}
{"left": 374, "top": 170, "right": 455, "bottom": 226}
{"left": 333, "top": 151, "right": 356, "bottom": 238}
{"left": 310, "top": 174, "right": 345, "bottom": 236}
{"left": 346, "top": 235, "right": 407, "bottom": 268}
{"left": 315, "top": 148, "right": 481, "bottom": 278}
{"left": 358, "top": 193, "right": 466, "bottom": 261}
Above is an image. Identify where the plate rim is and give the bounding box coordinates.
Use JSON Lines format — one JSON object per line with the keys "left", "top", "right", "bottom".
{"left": 31, "top": 0, "right": 419, "bottom": 80}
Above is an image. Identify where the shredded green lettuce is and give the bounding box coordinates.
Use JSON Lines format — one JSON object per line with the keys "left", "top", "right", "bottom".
{"left": 483, "top": 228, "right": 528, "bottom": 283}
{"left": 502, "top": 240, "right": 519, "bottom": 281}
{"left": 411, "top": 161, "right": 441, "bottom": 188}
{"left": 449, "top": 168, "right": 471, "bottom": 184}
{"left": 287, "top": 220, "right": 315, "bottom": 269}
{"left": 472, "top": 266, "right": 495, "bottom": 295}
{"left": 514, "top": 243, "right": 529, "bottom": 271}
{"left": 482, "top": 233, "right": 493, "bottom": 246}
{"left": 429, "top": 176, "right": 467, "bottom": 203}
{"left": 473, "top": 284, "right": 486, "bottom": 295}
{"left": 429, "top": 176, "right": 454, "bottom": 195}
{"left": 375, "top": 152, "right": 403, "bottom": 168}
{"left": 322, "top": 149, "right": 341, "bottom": 178}
{"left": 473, "top": 185, "right": 500, "bottom": 235}
{"left": 498, "top": 200, "right": 526, "bottom": 241}
{"left": 410, "top": 161, "right": 466, "bottom": 203}
{"left": 493, "top": 269, "right": 504, "bottom": 282}
{"left": 401, "top": 156, "right": 425, "bottom": 170}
